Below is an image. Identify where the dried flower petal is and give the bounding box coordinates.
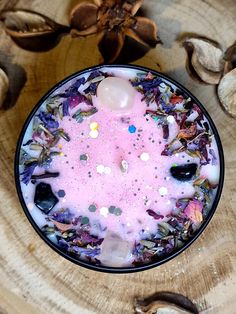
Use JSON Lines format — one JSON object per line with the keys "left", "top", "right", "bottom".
{"left": 218, "top": 68, "right": 236, "bottom": 119}
{"left": 98, "top": 29, "right": 125, "bottom": 63}
{"left": 20, "top": 161, "right": 38, "bottom": 185}
{"left": 134, "top": 291, "right": 198, "bottom": 314}
{"left": 146, "top": 209, "right": 164, "bottom": 220}
{"left": 94, "top": 0, "right": 102, "bottom": 6}
{"left": 177, "top": 123, "right": 197, "bottom": 140}
{"left": 184, "top": 199, "right": 203, "bottom": 224}
{"left": 0, "top": 10, "right": 69, "bottom": 51}
{"left": 0, "top": 68, "right": 9, "bottom": 109}
{"left": 129, "top": 0, "right": 144, "bottom": 16}
{"left": 70, "top": 2, "right": 98, "bottom": 36}
{"left": 127, "top": 16, "right": 159, "bottom": 47}
{"left": 50, "top": 219, "right": 74, "bottom": 232}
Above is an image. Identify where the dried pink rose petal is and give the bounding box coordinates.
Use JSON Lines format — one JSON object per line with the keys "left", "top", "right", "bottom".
{"left": 184, "top": 199, "right": 203, "bottom": 224}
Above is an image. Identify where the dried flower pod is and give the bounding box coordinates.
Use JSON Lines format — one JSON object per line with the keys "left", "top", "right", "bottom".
{"left": 183, "top": 37, "right": 224, "bottom": 84}
{"left": 223, "top": 41, "right": 236, "bottom": 75}
{"left": 218, "top": 68, "right": 236, "bottom": 119}
{"left": 70, "top": 0, "right": 160, "bottom": 63}
{"left": 134, "top": 292, "right": 199, "bottom": 314}
{"left": 0, "top": 9, "right": 69, "bottom": 51}
{"left": 70, "top": 2, "right": 98, "bottom": 36}
{"left": 0, "top": 67, "right": 9, "bottom": 109}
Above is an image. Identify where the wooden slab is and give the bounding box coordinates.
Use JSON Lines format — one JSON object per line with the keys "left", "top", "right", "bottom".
{"left": 0, "top": 0, "right": 235, "bottom": 313}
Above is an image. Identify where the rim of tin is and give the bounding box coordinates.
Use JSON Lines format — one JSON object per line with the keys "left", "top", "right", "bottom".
{"left": 15, "top": 64, "right": 225, "bottom": 274}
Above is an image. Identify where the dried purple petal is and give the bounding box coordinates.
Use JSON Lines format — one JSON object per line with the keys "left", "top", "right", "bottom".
{"left": 20, "top": 161, "right": 38, "bottom": 184}
{"left": 209, "top": 148, "right": 217, "bottom": 165}
{"left": 58, "top": 238, "right": 69, "bottom": 250}
{"left": 38, "top": 111, "right": 59, "bottom": 129}
{"left": 131, "top": 76, "right": 162, "bottom": 93}
{"left": 86, "top": 70, "right": 104, "bottom": 82}
{"left": 69, "top": 246, "right": 100, "bottom": 257}
{"left": 146, "top": 209, "right": 164, "bottom": 220}
{"left": 83, "top": 82, "right": 97, "bottom": 95}
{"left": 162, "top": 124, "right": 169, "bottom": 139}
{"left": 50, "top": 208, "right": 74, "bottom": 224}
{"left": 78, "top": 231, "right": 104, "bottom": 245}
{"left": 23, "top": 139, "right": 34, "bottom": 146}
{"left": 62, "top": 99, "right": 69, "bottom": 116}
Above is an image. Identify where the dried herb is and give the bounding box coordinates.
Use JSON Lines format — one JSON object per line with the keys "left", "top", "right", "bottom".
{"left": 0, "top": 68, "right": 9, "bottom": 109}
{"left": 133, "top": 176, "right": 217, "bottom": 265}
{"left": 0, "top": 9, "right": 69, "bottom": 51}
{"left": 31, "top": 171, "right": 59, "bottom": 180}
{"left": 42, "top": 208, "right": 103, "bottom": 262}
{"left": 70, "top": 0, "right": 160, "bottom": 62}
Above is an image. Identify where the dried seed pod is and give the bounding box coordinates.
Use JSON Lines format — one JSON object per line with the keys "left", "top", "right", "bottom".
{"left": 134, "top": 292, "right": 199, "bottom": 314}
{"left": 0, "top": 67, "right": 9, "bottom": 108}
{"left": 183, "top": 37, "right": 224, "bottom": 84}
{"left": 0, "top": 9, "right": 69, "bottom": 51}
{"left": 70, "top": 2, "right": 98, "bottom": 36}
{"left": 191, "top": 52, "right": 222, "bottom": 85}
{"left": 69, "top": 0, "right": 159, "bottom": 63}
{"left": 223, "top": 41, "right": 236, "bottom": 75}
{"left": 218, "top": 68, "right": 236, "bottom": 119}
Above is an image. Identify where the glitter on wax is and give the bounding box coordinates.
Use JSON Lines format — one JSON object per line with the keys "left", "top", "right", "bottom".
{"left": 167, "top": 115, "right": 175, "bottom": 124}
{"left": 100, "top": 207, "right": 108, "bottom": 217}
{"left": 96, "top": 165, "right": 111, "bottom": 175}
{"left": 128, "top": 125, "right": 136, "bottom": 133}
{"left": 159, "top": 187, "right": 168, "bottom": 196}
{"left": 96, "top": 164, "right": 105, "bottom": 174}
{"left": 90, "top": 122, "right": 98, "bottom": 130}
{"left": 140, "top": 152, "right": 150, "bottom": 161}
{"left": 89, "top": 129, "right": 99, "bottom": 138}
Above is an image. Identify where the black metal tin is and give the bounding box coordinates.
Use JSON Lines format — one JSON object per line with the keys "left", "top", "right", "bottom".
{"left": 15, "top": 64, "right": 224, "bottom": 273}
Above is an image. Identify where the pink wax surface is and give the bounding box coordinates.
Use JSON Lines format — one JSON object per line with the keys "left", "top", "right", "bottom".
{"left": 39, "top": 92, "right": 196, "bottom": 241}
{"left": 19, "top": 67, "right": 221, "bottom": 267}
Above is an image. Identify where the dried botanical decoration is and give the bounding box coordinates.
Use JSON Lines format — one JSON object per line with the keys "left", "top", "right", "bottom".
{"left": 0, "top": 2, "right": 159, "bottom": 62}
{"left": 223, "top": 41, "right": 236, "bottom": 75}
{"left": 0, "top": 67, "right": 9, "bottom": 108}
{"left": 183, "top": 36, "right": 236, "bottom": 119}
{"left": 70, "top": 0, "right": 160, "bottom": 62}
{"left": 218, "top": 68, "right": 236, "bottom": 119}
{"left": 183, "top": 37, "right": 224, "bottom": 84}
{"left": 0, "top": 9, "right": 69, "bottom": 51}
{"left": 134, "top": 292, "right": 199, "bottom": 314}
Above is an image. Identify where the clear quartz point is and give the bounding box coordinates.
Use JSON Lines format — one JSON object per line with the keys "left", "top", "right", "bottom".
{"left": 99, "top": 232, "right": 133, "bottom": 267}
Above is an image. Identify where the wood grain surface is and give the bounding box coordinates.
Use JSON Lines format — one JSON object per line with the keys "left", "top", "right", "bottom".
{"left": 0, "top": 1, "right": 236, "bottom": 313}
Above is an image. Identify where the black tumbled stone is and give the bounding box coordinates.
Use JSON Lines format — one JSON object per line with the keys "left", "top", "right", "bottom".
{"left": 170, "top": 163, "right": 198, "bottom": 181}
{"left": 34, "top": 182, "right": 58, "bottom": 214}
